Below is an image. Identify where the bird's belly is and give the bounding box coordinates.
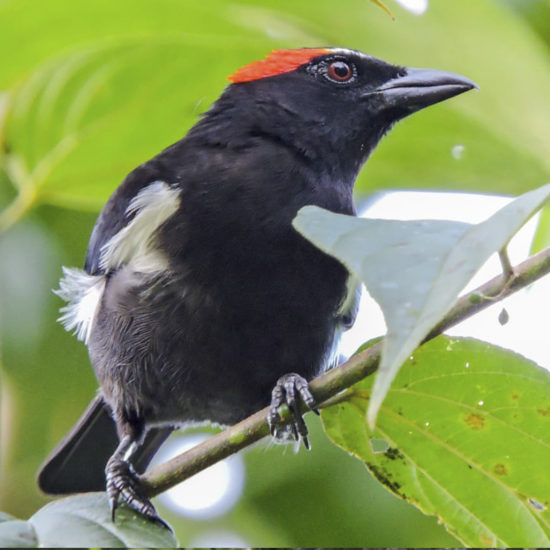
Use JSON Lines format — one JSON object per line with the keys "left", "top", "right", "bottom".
{"left": 89, "top": 267, "right": 345, "bottom": 427}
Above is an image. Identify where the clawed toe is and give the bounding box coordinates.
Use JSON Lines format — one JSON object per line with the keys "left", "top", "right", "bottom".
{"left": 106, "top": 455, "right": 169, "bottom": 529}
{"left": 268, "top": 373, "right": 319, "bottom": 449}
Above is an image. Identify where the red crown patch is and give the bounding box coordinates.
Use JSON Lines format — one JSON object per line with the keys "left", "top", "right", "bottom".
{"left": 228, "top": 48, "right": 331, "bottom": 83}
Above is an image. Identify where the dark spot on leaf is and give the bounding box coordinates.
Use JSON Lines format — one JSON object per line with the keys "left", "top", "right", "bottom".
{"left": 537, "top": 406, "right": 550, "bottom": 416}
{"left": 493, "top": 463, "right": 508, "bottom": 476}
{"left": 464, "top": 412, "right": 485, "bottom": 429}
{"left": 467, "top": 464, "right": 473, "bottom": 469}
{"left": 480, "top": 534, "right": 493, "bottom": 546}
{"left": 385, "top": 447, "right": 405, "bottom": 461}
{"left": 511, "top": 393, "right": 519, "bottom": 400}
{"left": 366, "top": 463, "right": 404, "bottom": 497}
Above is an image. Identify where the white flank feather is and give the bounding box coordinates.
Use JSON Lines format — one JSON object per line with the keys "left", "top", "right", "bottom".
{"left": 56, "top": 267, "right": 106, "bottom": 343}
{"left": 337, "top": 274, "right": 361, "bottom": 318}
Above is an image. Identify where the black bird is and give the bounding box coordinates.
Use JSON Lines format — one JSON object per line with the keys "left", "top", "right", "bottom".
{"left": 38, "top": 47, "right": 475, "bottom": 523}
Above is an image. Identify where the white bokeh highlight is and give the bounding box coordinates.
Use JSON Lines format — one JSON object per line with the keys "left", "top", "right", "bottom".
{"left": 394, "top": 0, "right": 429, "bottom": 15}
{"left": 151, "top": 433, "right": 246, "bottom": 519}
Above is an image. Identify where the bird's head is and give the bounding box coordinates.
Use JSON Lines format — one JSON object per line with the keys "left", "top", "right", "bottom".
{"left": 195, "top": 48, "right": 476, "bottom": 181}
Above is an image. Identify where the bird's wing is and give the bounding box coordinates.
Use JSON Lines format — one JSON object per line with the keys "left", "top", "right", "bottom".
{"left": 57, "top": 163, "right": 182, "bottom": 343}
{"left": 84, "top": 163, "right": 181, "bottom": 276}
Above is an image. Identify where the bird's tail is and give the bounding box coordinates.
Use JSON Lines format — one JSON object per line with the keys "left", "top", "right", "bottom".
{"left": 37, "top": 395, "right": 172, "bottom": 494}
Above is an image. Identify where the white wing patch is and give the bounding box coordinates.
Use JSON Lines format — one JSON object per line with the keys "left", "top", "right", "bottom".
{"left": 99, "top": 181, "right": 181, "bottom": 273}
{"left": 56, "top": 267, "right": 106, "bottom": 343}
{"left": 56, "top": 181, "right": 180, "bottom": 343}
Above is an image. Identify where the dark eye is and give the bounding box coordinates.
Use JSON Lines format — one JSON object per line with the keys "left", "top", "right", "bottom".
{"left": 326, "top": 60, "right": 354, "bottom": 83}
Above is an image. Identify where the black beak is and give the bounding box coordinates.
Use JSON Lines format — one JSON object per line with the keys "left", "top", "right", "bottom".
{"left": 372, "top": 68, "right": 477, "bottom": 111}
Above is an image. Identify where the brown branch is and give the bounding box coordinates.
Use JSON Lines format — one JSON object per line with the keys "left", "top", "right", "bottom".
{"left": 141, "top": 245, "right": 550, "bottom": 498}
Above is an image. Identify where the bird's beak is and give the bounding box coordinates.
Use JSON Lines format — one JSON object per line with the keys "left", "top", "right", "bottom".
{"left": 372, "top": 68, "right": 477, "bottom": 111}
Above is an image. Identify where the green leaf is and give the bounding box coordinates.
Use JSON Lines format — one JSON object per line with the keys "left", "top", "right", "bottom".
{"left": 322, "top": 336, "right": 550, "bottom": 547}
{"left": 294, "top": 182, "right": 550, "bottom": 426}
{"left": 0, "top": 1, "right": 322, "bottom": 219}
{"left": 531, "top": 205, "right": 550, "bottom": 254}
{"left": 0, "top": 0, "right": 277, "bottom": 89}
{"left": 2, "top": 39, "right": 254, "bottom": 211}
{"left": 27, "top": 493, "right": 177, "bottom": 548}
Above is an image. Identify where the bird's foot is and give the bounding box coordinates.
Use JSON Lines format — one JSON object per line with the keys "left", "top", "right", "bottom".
{"left": 268, "top": 372, "right": 319, "bottom": 449}
{"left": 105, "top": 455, "right": 170, "bottom": 529}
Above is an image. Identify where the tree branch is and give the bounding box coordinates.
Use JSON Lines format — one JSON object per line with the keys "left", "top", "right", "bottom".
{"left": 141, "top": 245, "right": 550, "bottom": 498}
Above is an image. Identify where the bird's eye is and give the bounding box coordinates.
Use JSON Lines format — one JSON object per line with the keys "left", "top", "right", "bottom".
{"left": 326, "top": 60, "right": 354, "bottom": 83}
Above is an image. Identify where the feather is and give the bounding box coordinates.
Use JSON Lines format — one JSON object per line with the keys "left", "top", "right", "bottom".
{"left": 99, "top": 181, "right": 180, "bottom": 273}
{"left": 56, "top": 268, "right": 106, "bottom": 343}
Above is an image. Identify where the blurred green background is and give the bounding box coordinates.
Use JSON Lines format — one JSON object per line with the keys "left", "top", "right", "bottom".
{"left": 1, "top": 0, "right": 550, "bottom": 546}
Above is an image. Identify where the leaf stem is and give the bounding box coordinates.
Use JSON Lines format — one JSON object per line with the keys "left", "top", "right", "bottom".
{"left": 0, "top": 185, "right": 38, "bottom": 232}
{"left": 498, "top": 248, "right": 514, "bottom": 280}
{"left": 142, "top": 245, "right": 550, "bottom": 498}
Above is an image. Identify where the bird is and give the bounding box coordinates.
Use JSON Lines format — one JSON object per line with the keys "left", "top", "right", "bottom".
{"left": 37, "top": 47, "right": 475, "bottom": 524}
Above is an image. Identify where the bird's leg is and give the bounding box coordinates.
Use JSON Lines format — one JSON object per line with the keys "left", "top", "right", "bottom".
{"left": 268, "top": 372, "right": 319, "bottom": 449}
{"left": 106, "top": 427, "right": 168, "bottom": 528}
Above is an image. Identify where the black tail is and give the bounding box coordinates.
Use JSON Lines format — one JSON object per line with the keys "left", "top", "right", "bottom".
{"left": 37, "top": 395, "right": 173, "bottom": 494}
